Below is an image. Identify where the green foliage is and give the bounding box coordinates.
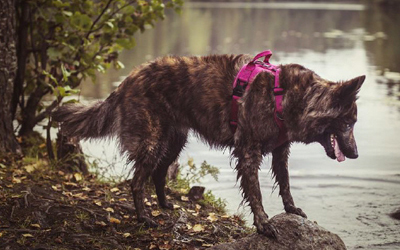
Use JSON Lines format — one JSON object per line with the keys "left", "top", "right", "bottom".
{"left": 169, "top": 158, "right": 226, "bottom": 212}
{"left": 14, "top": 0, "right": 183, "bottom": 135}
{"left": 170, "top": 158, "right": 220, "bottom": 190}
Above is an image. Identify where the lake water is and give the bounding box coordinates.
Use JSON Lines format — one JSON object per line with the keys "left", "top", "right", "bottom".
{"left": 79, "top": 2, "right": 400, "bottom": 249}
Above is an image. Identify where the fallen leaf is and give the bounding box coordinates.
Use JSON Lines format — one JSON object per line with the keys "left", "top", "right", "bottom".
{"left": 22, "top": 233, "right": 34, "bottom": 238}
{"left": 12, "top": 177, "right": 21, "bottom": 184}
{"left": 123, "top": 232, "right": 131, "bottom": 238}
{"left": 5, "top": 184, "right": 13, "bottom": 188}
{"left": 187, "top": 209, "right": 195, "bottom": 213}
{"left": 104, "top": 207, "right": 114, "bottom": 213}
{"left": 95, "top": 221, "right": 107, "bottom": 226}
{"left": 195, "top": 204, "right": 202, "bottom": 211}
{"left": 151, "top": 210, "right": 161, "bottom": 217}
{"left": 109, "top": 217, "right": 121, "bottom": 224}
{"left": 39, "top": 143, "right": 46, "bottom": 148}
{"left": 31, "top": 224, "right": 41, "bottom": 228}
{"left": 24, "top": 164, "right": 37, "bottom": 173}
{"left": 123, "top": 215, "right": 130, "bottom": 219}
{"left": 74, "top": 173, "right": 83, "bottom": 181}
{"left": 51, "top": 185, "right": 60, "bottom": 191}
{"left": 64, "top": 182, "right": 78, "bottom": 187}
{"left": 192, "top": 224, "right": 205, "bottom": 232}
{"left": 110, "top": 187, "right": 120, "bottom": 193}
{"left": 93, "top": 200, "right": 102, "bottom": 206}
{"left": 149, "top": 243, "right": 157, "bottom": 249}
{"left": 145, "top": 201, "right": 152, "bottom": 207}
{"left": 221, "top": 214, "right": 230, "bottom": 219}
{"left": 202, "top": 243, "right": 213, "bottom": 247}
{"left": 119, "top": 198, "right": 127, "bottom": 202}
{"left": 207, "top": 213, "right": 218, "bottom": 222}
{"left": 186, "top": 224, "right": 192, "bottom": 230}
{"left": 82, "top": 186, "right": 91, "bottom": 191}
{"left": 181, "top": 196, "right": 189, "bottom": 202}
{"left": 58, "top": 170, "right": 65, "bottom": 176}
{"left": 173, "top": 204, "right": 181, "bottom": 209}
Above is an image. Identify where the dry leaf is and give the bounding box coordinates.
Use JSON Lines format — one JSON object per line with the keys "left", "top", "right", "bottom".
{"left": 207, "top": 213, "right": 218, "bottom": 222}
{"left": 145, "top": 201, "right": 152, "bottom": 207}
{"left": 93, "top": 200, "right": 102, "bottom": 206}
{"left": 22, "top": 233, "right": 34, "bottom": 238}
{"left": 110, "top": 187, "right": 120, "bottom": 193}
{"left": 181, "top": 196, "right": 189, "bottom": 202}
{"left": 123, "top": 215, "right": 130, "bottom": 219}
{"left": 104, "top": 207, "right": 114, "bottom": 213}
{"left": 74, "top": 173, "right": 83, "bottom": 181}
{"left": 24, "top": 164, "right": 37, "bottom": 173}
{"left": 82, "top": 186, "right": 91, "bottom": 191}
{"left": 6, "top": 184, "right": 13, "bottom": 188}
{"left": 192, "top": 224, "right": 205, "bottom": 232}
{"left": 123, "top": 233, "right": 131, "bottom": 238}
{"left": 51, "top": 185, "right": 60, "bottom": 191}
{"left": 151, "top": 210, "right": 161, "bottom": 217}
{"left": 64, "top": 182, "right": 78, "bottom": 187}
{"left": 109, "top": 217, "right": 121, "bottom": 224}
{"left": 195, "top": 204, "right": 202, "bottom": 210}
{"left": 202, "top": 243, "right": 213, "bottom": 247}
{"left": 186, "top": 224, "right": 192, "bottom": 230}
{"left": 187, "top": 209, "right": 195, "bottom": 213}
{"left": 149, "top": 243, "right": 157, "bottom": 249}
{"left": 173, "top": 204, "right": 181, "bottom": 209}
{"left": 221, "top": 214, "right": 230, "bottom": 219}
{"left": 12, "top": 177, "right": 21, "bottom": 184}
{"left": 95, "top": 221, "right": 107, "bottom": 226}
{"left": 119, "top": 198, "right": 127, "bottom": 202}
{"left": 39, "top": 143, "right": 46, "bottom": 148}
{"left": 31, "top": 224, "right": 41, "bottom": 228}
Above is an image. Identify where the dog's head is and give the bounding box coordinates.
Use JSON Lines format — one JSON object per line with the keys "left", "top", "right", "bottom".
{"left": 298, "top": 75, "right": 365, "bottom": 162}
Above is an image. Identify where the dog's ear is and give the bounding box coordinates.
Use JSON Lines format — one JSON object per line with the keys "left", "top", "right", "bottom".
{"left": 335, "top": 75, "right": 365, "bottom": 99}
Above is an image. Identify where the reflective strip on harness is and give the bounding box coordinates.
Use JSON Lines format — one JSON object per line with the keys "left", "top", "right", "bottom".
{"left": 230, "top": 50, "right": 288, "bottom": 148}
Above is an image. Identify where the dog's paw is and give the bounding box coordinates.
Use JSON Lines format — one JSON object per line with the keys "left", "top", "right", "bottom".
{"left": 254, "top": 215, "right": 279, "bottom": 239}
{"left": 256, "top": 221, "right": 279, "bottom": 238}
{"left": 138, "top": 215, "right": 158, "bottom": 228}
{"left": 285, "top": 205, "right": 307, "bottom": 218}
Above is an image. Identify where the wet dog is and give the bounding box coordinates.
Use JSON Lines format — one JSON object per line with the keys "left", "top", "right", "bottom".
{"left": 53, "top": 54, "right": 365, "bottom": 237}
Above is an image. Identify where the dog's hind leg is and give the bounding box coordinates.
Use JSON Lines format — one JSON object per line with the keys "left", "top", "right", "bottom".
{"left": 272, "top": 143, "right": 307, "bottom": 218}
{"left": 234, "top": 147, "right": 278, "bottom": 238}
{"left": 152, "top": 131, "right": 187, "bottom": 209}
{"left": 130, "top": 159, "right": 159, "bottom": 227}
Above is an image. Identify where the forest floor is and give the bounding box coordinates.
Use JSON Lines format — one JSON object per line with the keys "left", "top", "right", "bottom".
{"left": 0, "top": 157, "right": 251, "bottom": 250}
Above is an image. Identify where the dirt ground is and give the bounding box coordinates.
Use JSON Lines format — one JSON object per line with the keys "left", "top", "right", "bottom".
{"left": 0, "top": 159, "right": 251, "bottom": 250}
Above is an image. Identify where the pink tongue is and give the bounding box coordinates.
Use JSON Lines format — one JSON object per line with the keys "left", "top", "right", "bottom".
{"left": 334, "top": 137, "right": 346, "bottom": 162}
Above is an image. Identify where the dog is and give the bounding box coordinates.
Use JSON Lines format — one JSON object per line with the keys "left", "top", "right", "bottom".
{"left": 53, "top": 53, "right": 365, "bottom": 237}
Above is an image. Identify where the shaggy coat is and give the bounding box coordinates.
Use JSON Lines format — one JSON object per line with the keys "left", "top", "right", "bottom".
{"left": 53, "top": 54, "right": 365, "bottom": 237}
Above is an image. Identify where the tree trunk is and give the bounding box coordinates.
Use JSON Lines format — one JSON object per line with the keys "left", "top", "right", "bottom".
{"left": 0, "top": 0, "right": 21, "bottom": 156}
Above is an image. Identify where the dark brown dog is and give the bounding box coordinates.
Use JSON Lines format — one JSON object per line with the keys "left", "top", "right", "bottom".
{"left": 53, "top": 54, "right": 365, "bottom": 237}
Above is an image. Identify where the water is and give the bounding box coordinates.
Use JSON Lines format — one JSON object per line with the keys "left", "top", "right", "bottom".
{"left": 79, "top": 2, "right": 400, "bottom": 249}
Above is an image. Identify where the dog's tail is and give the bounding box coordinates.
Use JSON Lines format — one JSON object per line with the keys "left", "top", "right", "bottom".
{"left": 52, "top": 91, "right": 120, "bottom": 139}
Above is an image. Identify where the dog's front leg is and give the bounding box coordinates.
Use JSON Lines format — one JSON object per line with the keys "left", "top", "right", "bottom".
{"left": 234, "top": 148, "right": 278, "bottom": 238}
{"left": 272, "top": 143, "right": 307, "bottom": 218}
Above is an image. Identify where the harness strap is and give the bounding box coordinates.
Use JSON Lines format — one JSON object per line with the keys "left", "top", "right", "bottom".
{"left": 230, "top": 51, "right": 288, "bottom": 148}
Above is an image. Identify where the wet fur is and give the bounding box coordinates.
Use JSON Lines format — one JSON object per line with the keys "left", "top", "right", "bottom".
{"left": 53, "top": 54, "right": 364, "bottom": 237}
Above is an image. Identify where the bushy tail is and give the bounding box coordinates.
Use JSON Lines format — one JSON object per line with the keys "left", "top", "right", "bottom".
{"left": 52, "top": 91, "right": 120, "bottom": 139}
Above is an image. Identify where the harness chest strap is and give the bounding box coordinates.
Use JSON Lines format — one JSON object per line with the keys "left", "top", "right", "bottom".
{"left": 230, "top": 50, "right": 288, "bottom": 148}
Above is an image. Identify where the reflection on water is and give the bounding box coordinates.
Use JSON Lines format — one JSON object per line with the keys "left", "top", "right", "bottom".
{"left": 79, "top": 2, "right": 400, "bottom": 249}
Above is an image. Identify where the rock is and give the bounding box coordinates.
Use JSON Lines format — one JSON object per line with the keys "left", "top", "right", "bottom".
{"left": 210, "top": 213, "right": 346, "bottom": 250}
{"left": 389, "top": 208, "right": 400, "bottom": 220}
{"left": 188, "top": 186, "right": 205, "bottom": 201}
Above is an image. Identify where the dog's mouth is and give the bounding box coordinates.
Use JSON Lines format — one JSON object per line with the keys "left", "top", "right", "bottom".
{"left": 319, "top": 133, "right": 346, "bottom": 162}
{"left": 330, "top": 134, "right": 346, "bottom": 162}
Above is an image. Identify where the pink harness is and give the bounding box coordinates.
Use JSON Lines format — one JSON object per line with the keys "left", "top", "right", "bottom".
{"left": 230, "top": 50, "right": 288, "bottom": 148}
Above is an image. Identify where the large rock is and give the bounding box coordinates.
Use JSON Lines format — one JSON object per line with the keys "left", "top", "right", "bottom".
{"left": 211, "top": 213, "right": 346, "bottom": 250}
